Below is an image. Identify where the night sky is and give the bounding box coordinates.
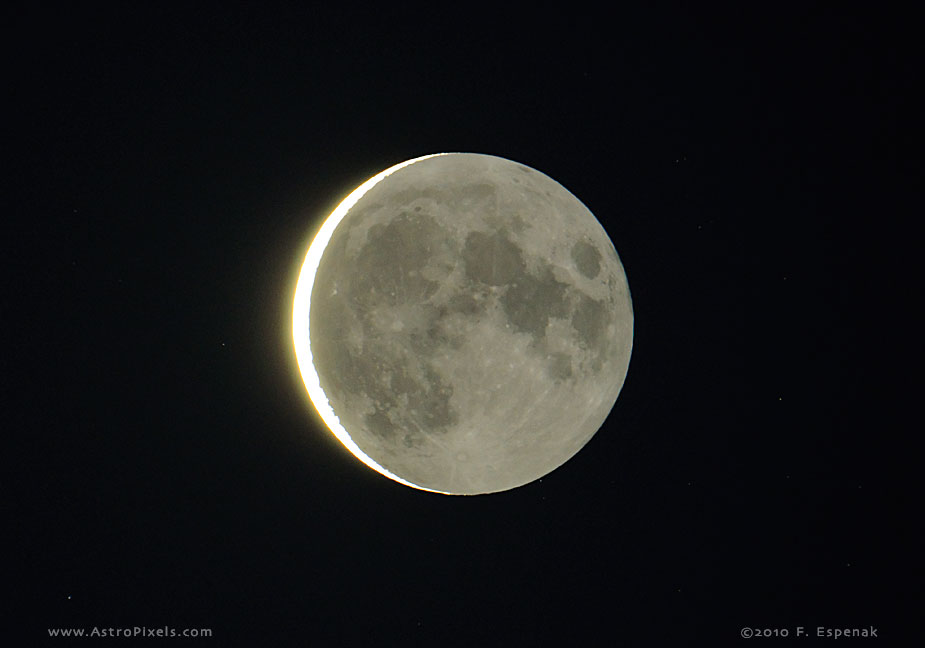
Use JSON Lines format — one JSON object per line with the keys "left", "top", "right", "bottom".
{"left": 6, "top": 4, "right": 920, "bottom": 645}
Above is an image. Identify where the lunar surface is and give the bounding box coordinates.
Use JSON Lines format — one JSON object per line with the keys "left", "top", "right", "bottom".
{"left": 293, "top": 153, "right": 633, "bottom": 494}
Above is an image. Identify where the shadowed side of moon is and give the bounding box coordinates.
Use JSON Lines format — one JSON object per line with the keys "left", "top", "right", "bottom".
{"left": 306, "top": 153, "right": 633, "bottom": 494}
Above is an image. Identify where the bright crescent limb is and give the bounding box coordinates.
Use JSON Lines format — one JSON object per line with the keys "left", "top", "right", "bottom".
{"left": 292, "top": 154, "right": 451, "bottom": 493}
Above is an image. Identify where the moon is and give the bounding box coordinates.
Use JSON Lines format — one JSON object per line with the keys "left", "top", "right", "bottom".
{"left": 293, "top": 153, "right": 633, "bottom": 494}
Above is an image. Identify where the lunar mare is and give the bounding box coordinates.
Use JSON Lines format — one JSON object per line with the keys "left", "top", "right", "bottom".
{"left": 294, "top": 153, "right": 633, "bottom": 494}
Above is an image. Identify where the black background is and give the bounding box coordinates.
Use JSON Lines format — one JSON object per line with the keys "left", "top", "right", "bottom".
{"left": 5, "top": 3, "right": 921, "bottom": 646}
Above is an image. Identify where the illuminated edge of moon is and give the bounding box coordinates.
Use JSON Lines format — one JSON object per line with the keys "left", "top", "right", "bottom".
{"left": 292, "top": 153, "right": 454, "bottom": 494}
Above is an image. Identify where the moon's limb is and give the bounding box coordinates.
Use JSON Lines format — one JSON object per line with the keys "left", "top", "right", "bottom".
{"left": 295, "top": 153, "right": 633, "bottom": 494}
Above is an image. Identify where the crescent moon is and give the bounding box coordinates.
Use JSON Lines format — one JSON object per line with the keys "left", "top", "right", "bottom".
{"left": 293, "top": 154, "right": 450, "bottom": 492}
{"left": 293, "top": 153, "right": 632, "bottom": 494}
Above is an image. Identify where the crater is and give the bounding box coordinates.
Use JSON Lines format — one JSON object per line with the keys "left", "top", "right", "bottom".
{"left": 571, "top": 240, "right": 602, "bottom": 279}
